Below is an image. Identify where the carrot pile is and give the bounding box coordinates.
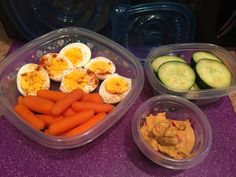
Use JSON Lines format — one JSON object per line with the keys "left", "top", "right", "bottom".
{"left": 14, "top": 89, "right": 114, "bottom": 137}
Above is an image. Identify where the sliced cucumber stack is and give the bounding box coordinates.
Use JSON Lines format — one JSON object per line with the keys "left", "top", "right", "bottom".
{"left": 191, "top": 51, "right": 222, "bottom": 67}
{"left": 151, "top": 55, "right": 186, "bottom": 72}
{"left": 152, "top": 51, "right": 232, "bottom": 91}
{"left": 158, "top": 61, "right": 195, "bottom": 91}
{"left": 195, "top": 59, "right": 232, "bottom": 89}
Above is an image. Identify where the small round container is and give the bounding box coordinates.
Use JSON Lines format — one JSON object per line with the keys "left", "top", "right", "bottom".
{"left": 132, "top": 95, "right": 212, "bottom": 170}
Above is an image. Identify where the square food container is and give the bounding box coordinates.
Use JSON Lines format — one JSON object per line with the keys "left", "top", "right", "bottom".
{"left": 111, "top": 2, "right": 195, "bottom": 59}
{"left": 0, "top": 27, "right": 144, "bottom": 149}
{"left": 144, "top": 43, "right": 236, "bottom": 105}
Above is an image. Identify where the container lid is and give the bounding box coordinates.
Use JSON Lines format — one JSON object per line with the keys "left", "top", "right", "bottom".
{"left": 111, "top": 2, "right": 195, "bottom": 60}
{"left": 1, "top": 0, "right": 116, "bottom": 41}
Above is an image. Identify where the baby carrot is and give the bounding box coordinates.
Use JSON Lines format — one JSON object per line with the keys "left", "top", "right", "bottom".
{"left": 23, "top": 95, "right": 54, "bottom": 114}
{"left": 48, "top": 109, "right": 94, "bottom": 135}
{"left": 36, "top": 114, "right": 64, "bottom": 126}
{"left": 51, "top": 89, "right": 84, "bottom": 116}
{"left": 64, "top": 112, "right": 107, "bottom": 137}
{"left": 62, "top": 107, "right": 77, "bottom": 117}
{"left": 44, "top": 129, "right": 49, "bottom": 135}
{"left": 37, "top": 90, "right": 67, "bottom": 102}
{"left": 18, "top": 96, "right": 24, "bottom": 104}
{"left": 14, "top": 104, "right": 45, "bottom": 130}
{"left": 72, "top": 101, "right": 114, "bottom": 113}
{"left": 81, "top": 93, "right": 104, "bottom": 103}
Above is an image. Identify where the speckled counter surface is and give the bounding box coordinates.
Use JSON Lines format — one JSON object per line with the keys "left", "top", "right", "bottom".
{"left": 1, "top": 82, "right": 236, "bottom": 177}
{"left": 1, "top": 42, "right": 236, "bottom": 176}
{"left": 0, "top": 23, "right": 11, "bottom": 62}
{"left": 1, "top": 41, "right": 236, "bottom": 177}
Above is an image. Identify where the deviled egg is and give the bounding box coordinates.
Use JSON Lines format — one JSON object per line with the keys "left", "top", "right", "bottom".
{"left": 84, "top": 56, "right": 116, "bottom": 80}
{"left": 39, "top": 53, "right": 73, "bottom": 82}
{"left": 99, "top": 73, "right": 132, "bottom": 104}
{"left": 17, "top": 63, "right": 50, "bottom": 96}
{"left": 59, "top": 42, "right": 91, "bottom": 67}
{"left": 60, "top": 68, "right": 99, "bottom": 93}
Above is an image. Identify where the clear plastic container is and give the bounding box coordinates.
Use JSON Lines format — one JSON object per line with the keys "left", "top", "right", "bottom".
{"left": 132, "top": 95, "right": 212, "bottom": 170}
{"left": 144, "top": 43, "right": 236, "bottom": 105}
{"left": 1, "top": 0, "right": 118, "bottom": 40}
{"left": 0, "top": 27, "right": 144, "bottom": 149}
{"left": 111, "top": 2, "right": 195, "bottom": 59}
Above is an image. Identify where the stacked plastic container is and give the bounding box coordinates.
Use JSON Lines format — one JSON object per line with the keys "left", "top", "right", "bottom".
{"left": 111, "top": 2, "right": 195, "bottom": 59}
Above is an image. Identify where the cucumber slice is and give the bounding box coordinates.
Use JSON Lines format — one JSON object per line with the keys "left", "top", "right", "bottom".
{"left": 195, "top": 59, "right": 232, "bottom": 89}
{"left": 191, "top": 51, "right": 221, "bottom": 67}
{"left": 158, "top": 61, "right": 195, "bottom": 91}
{"left": 151, "top": 55, "right": 186, "bottom": 72}
{"left": 190, "top": 83, "right": 200, "bottom": 90}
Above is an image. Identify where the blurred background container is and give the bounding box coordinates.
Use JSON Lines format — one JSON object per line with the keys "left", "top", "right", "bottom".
{"left": 0, "top": 0, "right": 235, "bottom": 47}
{"left": 111, "top": 2, "right": 195, "bottom": 58}
{"left": 0, "top": 0, "right": 127, "bottom": 40}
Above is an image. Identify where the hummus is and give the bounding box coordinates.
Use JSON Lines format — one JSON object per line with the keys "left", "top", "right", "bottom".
{"left": 140, "top": 112, "right": 195, "bottom": 159}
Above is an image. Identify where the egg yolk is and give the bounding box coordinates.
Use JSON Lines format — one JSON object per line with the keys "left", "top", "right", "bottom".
{"left": 63, "top": 70, "right": 89, "bottom": 91}
{"left": 105, "top": 77, "right": 129, "bottom": 94}
{"left": 20, "top": 71, "right": 47, "bottom": 95}
{"left": 64, "top": 47, "right": 83, "bottom": 66}
{"left": 41, "top": 56, "right": 69, "bottom": 77}
{"left": 89, "top": 61, "right": 112, "bottom": 75}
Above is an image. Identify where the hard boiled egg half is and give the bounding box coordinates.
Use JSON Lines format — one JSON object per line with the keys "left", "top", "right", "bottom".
{"left": 39, "top": 53, "right": 73, "bottom": 82}
{"left": 99, "top": 73, "right": 132, "bottom": 104}
{"left": 84, "top": 56, "right": 116, "bottom": 80}
{"left": 60, "top": 68, "right": 99, "bottom": 93}
{"left": 59, "top": 42, "right": 91, "bottom": 67}
{"left": 17, "top": 63, "right": 50, "bottom": 96}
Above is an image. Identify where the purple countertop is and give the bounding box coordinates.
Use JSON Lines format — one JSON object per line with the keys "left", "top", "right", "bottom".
{"left": 1, "top": 42, "right": 236, "bottom": 177}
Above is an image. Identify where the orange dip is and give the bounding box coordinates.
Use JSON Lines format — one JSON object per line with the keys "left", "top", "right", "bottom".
{"left": 140, "top": 112, "right": 195, "bottom": 159}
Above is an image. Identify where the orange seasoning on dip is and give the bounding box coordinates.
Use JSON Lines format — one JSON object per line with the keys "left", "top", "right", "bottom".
{"left": 140, "top": 112, "right": 195, "bottom": 159}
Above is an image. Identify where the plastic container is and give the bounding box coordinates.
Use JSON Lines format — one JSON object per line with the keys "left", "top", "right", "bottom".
{"left": 144, "top": 43, "right": 236, "bottom": 105}
{"left": 0, "top": 27, "right": 144, "bottom": 149}
{"left": 111, "top": 2, "right": 195, "bottom": 59}
{"left": 132, "top": 95, "right": 212, "bottom": 170}
{"left": 0, "top": 0, "right": 118, "bottom": 40}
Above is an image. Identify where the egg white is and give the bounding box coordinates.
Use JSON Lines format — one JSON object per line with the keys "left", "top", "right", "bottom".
{"left": 99, "top": 73, "right": 132, "bottom": 104}
{"left": 17, "top": 63, "right": 50, "bottom": 96}
{"left": 59, "top": 42, "right": 91, "bottom": 67}
{"left": 84, "top": 56, "right": 116, "bottom": 80}
{"left": 39, "top": 53, "right": 73, "bottom": 82}
{"left": 60, "top": 67, "right": 99, "bottom": 93}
